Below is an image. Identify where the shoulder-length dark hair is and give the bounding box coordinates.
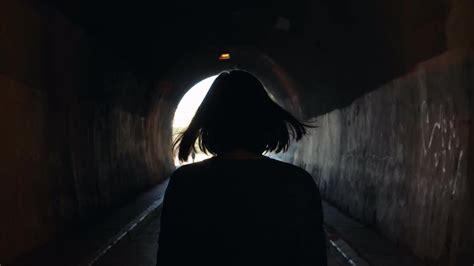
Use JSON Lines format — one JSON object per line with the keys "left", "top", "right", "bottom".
{"left": 174, "top": 70, "right": 311, "bottom": 162}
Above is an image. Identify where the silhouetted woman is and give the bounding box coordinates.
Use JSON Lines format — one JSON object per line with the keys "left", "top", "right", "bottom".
{"left": 156, "top": 70, "right": 327, "bottom": 266}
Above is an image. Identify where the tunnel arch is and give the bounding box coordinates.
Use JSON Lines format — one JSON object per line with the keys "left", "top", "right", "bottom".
{"left": 148, "top": 47, "right": 306, "bottom": 172}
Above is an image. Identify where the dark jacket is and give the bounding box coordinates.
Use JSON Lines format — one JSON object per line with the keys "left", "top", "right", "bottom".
{"left": 157, "top": 157, "right": 327, "bottom": 266}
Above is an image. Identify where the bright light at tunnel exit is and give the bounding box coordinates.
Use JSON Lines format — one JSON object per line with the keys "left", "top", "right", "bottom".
{"left": 172, "top": 75, "right": 218, "bottom": 166}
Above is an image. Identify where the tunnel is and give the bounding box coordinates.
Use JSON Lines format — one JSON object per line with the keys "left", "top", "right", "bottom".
{"left": 1, "top": 0, "right": 473, "bottom": 265}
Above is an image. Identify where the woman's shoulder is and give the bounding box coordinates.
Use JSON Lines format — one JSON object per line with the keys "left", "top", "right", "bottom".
{"left": 264, "top": 158, "right": 313, "bottom": 177}
{"left": 170, "top": 163, "right": 200, "bottom": 179}
{"left": 264, "top": 159, "right": 320, "bottom": 188}
{"left": 169, "top": 158, "right": 215, "bottom": 181}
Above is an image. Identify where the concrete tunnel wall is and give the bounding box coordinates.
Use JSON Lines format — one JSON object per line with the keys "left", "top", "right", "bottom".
{"left": 279, "top": 51, "right": 474, "bottom": 265}
{"left": 0, "top": 1, "right": 172, "bottom": 262}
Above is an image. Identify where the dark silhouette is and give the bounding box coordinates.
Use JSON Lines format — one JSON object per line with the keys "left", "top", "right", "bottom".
{"left": 157, "top": 70, "right": 327, "bottom": 265}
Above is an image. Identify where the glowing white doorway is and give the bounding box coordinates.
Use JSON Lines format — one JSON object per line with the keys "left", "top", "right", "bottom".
{"left": 172, "top": 75, "right": 218, "bottom": 166}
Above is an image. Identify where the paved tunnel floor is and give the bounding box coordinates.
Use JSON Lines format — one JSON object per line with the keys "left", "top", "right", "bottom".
{"left": 93, "top": 206, "right": 348, "bottom": 266}
{"left": 88, "top": 190, "right": 422, "bottom": 266}
{"left": 16, "top": 181, "right": 421, "bottom": 266}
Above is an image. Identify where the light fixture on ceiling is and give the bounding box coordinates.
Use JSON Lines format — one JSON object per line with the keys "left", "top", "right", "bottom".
{"left": 219, "top": 53, "right": 231, "bottom": 60}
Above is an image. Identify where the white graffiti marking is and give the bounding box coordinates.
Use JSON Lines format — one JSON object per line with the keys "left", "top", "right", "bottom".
{"left": 420, "top": 99, "right": 464, "bottom": 179}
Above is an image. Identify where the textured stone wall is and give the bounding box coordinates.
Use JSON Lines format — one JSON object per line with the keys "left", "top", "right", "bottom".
{"left": 0, "top": 1, "right": 172, "bottom": 262}
{"left": 280, "top": 52, "right": 474, "bottom": 265}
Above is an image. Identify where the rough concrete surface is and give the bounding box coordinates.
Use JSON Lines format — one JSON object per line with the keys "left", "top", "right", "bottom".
{"left": 280, "top": 53, "right": 474, "bottom": 265}
{"left": 0, "top": 1, "right": 173, "bottom": 262}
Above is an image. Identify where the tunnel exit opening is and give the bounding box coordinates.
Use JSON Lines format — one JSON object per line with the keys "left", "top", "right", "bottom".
{"left": 172, "top": 75, "right": 218, "bottom": 166}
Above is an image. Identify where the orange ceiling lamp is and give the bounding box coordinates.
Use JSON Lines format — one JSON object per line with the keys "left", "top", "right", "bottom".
{"left": 219, "top": 53, "right": 231, "bottom": 60}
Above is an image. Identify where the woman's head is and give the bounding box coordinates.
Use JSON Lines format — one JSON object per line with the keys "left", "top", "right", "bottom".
{"left": 174, "top": 70, "right": 310, "bottom": 162}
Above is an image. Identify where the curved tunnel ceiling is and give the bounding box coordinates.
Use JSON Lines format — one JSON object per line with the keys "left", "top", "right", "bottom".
{"left": 45, "top": 0, "right": 451, "bottom": 118}
{"left": 46, "top": 0, "right": 400, "bottom": 116}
